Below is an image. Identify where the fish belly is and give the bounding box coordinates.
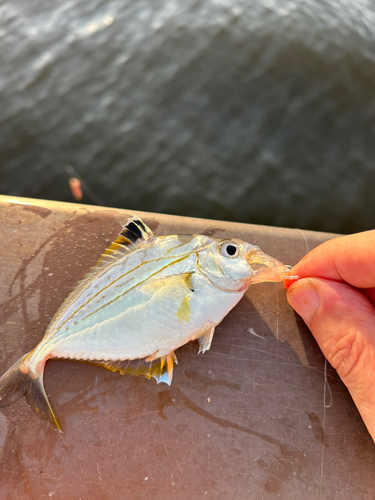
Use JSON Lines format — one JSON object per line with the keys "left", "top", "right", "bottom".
{"left": 35, "top": 273, "right": 244, "bottom": 363}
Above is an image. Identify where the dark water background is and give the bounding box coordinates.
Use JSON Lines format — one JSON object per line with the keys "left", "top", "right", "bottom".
{"left": 0, "top": 0, "right": 374, "bottom": 234}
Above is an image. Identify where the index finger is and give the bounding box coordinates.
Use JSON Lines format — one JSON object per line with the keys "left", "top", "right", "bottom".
{"left": 286, "top": 230, "right": 375, "bottom": 289}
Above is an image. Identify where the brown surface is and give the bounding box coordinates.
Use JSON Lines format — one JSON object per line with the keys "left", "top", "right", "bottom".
{"left": 0, "top": 195, "right": 373, "bottom": 500}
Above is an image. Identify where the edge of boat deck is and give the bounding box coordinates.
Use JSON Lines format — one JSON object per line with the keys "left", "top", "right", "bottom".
{"left": 0, "top": 195, "right": 373, "bottom": 500}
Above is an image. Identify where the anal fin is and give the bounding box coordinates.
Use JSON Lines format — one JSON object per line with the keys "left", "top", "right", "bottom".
{"left": 198, "top": 327, "right": 215, "bottom": 354}
{"left": 84, "top": 351, "right": 177, "bottom": 386}
{"left": 153, "top": 353, "right": 176, "bottom": 385}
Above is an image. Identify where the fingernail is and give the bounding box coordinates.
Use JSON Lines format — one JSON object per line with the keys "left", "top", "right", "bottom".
{"left": 283, "top": 276, "right": 300, "bottom": 290}
{"left": 287, "top": 279, "right": 320, "bottom": 326}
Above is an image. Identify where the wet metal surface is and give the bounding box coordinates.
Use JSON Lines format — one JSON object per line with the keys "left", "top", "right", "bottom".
{"left": 0, "top": 195, "right": 374, "bottom": 499}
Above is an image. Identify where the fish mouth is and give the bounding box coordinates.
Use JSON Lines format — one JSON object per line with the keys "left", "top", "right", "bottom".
{"left": 246, "top": 249, "right": 298, "bottom": 284}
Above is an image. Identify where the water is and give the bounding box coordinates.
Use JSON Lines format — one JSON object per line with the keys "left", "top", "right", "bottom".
{"left": 0, "top": 0, "right": 374, "bottom": 234}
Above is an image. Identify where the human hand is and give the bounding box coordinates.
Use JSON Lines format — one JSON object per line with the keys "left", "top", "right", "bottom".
{"left": 284, "top": 231, "right": 375, "bottom": 441}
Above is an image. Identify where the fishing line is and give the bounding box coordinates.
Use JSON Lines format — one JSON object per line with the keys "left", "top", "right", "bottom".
{"left": 65, "top": 165, "right": 104, "bottom": 205}
{"left": 1, "top": 43, "right": 104, "bottom": 206}
{"left": 323, "top": 358, "right": 332, "bottom": 409}
{"left": 29, "top": 100, "right": 105, "bottom": 205}
{"left": 297, "top": 228, "right": 333, "bottom": 500}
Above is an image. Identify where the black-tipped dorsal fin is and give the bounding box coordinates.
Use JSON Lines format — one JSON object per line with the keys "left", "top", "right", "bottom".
{"left": 122, "top": 216, "right": 154, "bottom": 242}
{"left": 103, "top": 216, "right": 154, "bottom": 259}
{"left": 94, "top": 215, "right": 154, "bottom": 265}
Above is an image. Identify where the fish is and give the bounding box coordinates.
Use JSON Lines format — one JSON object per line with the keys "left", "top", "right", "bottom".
{"left": 0, "top": 216, "right": 297, "bottom": 432}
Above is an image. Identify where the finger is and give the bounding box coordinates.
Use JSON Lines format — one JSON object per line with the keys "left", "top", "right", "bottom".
{"left": 361, "top": 288, "right": 375, "bottom": 307}
{"left": 287, "top": 277, "right": 375, "bottom": 441}
{"left": 286, "top": 231, "right": 375, "bottom": 289}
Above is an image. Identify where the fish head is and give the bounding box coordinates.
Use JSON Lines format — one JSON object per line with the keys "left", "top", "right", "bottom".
{"left": 196, "top": 238, "right": 293, "bottom": 292}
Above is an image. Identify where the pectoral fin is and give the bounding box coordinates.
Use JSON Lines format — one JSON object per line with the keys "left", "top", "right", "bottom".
{"left": 141, "top": 272, "right": 194, "bottom": 294}
{"left": 198, "top": 327, "right": 215, "bottom": 354}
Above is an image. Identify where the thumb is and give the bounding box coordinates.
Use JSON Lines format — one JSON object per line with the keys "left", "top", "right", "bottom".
{"left": 287, "top": 277, "right": 375, "bottom": 441}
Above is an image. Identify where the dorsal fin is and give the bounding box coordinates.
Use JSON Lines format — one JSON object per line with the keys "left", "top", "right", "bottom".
{"left": 103, "top": 216, "right": 154, "bottom": 259}
{"left": 45, "top": 216, "right": 154, "bottom": 335}
{"left": 122, "top": 216, "right": 154, "bottom": 242}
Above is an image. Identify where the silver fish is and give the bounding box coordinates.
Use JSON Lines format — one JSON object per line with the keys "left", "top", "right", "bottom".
{"left": 0, "top": 217, "right": 296, "bottom": 431}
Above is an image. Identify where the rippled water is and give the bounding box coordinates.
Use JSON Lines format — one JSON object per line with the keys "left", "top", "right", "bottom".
{"left": 0, "top": 0, "right": 374, "bottom": 233}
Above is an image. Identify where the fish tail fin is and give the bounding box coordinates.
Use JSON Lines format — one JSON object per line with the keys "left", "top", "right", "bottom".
{"left": 0, "top": 354, "right": 62, "bottom": 432}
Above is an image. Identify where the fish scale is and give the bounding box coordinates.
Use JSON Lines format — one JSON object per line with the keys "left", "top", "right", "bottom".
{"left": 0, "top": 216, "right": 297, "bottom": 432}
{"left": 46, "top": 239, "right": 204, "bottom": 339}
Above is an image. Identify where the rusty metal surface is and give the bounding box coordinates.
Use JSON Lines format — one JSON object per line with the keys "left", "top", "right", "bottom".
{"left": 0, "top": 195, "right": 373, "bottom": 500}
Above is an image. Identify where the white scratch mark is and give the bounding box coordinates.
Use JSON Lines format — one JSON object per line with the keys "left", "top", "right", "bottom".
{"left": 176, "top": 460, "right": 187, "bottom": 491}
{"left": 247, "top": 327, "right": 267, "bottom": 341}
{"left": 297, "top": 229, "right": 309, "bottom": 254}
{"left": 123, "top": 458, "right": 159, "bottom": 482}
{"left": 0, "top": 413, "right": 9, "bottom": 455}
{"left": 161, "top": 430, "right": 186, "bottom": 491}
{"left": 275, "top": 284, "right": 279, "bottom": 358}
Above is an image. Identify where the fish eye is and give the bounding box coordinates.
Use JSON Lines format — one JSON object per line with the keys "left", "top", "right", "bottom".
{"left": 220, "top": 241, "right": 240, "bottom": 259}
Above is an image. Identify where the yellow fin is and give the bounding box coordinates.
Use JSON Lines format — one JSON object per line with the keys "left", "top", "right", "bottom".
{"left": 152, "top": 353, "right": 176, "bottom": 385}
{"left": 83, "top": 352, "right": 177, "bottom": 386}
